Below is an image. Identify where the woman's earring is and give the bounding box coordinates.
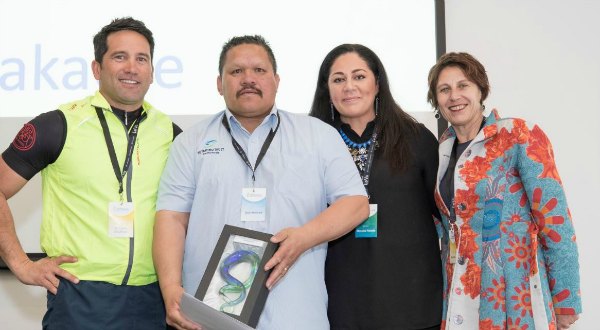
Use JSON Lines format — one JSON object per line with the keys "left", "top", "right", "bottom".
{"left": 481, "top": 104, "right": 486, "bottom": 111}
{"left": 330, "top": 102, "right": 335, "bottom": 121}
{"left": 434, "top": 108, "right": 441, "bottom": 119}
{"left": 375, "top": 96, "right": 379, "bottom": 116}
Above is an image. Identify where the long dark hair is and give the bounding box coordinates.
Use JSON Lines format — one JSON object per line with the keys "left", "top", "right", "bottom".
{"left": 309, "top": 44, "right": 419, "bottom": 172}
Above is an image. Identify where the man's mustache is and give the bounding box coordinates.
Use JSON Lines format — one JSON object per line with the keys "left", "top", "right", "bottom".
{"left": 237, "top": 87, "right": 262, "bottom": 98}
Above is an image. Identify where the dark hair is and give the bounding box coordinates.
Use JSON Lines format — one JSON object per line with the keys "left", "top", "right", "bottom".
{"left": 427, "top": 52, "right": 490, "bottom": 109}
{"left": 218, "top": 35, "right": 277, "bottom": 75}
{"left": 309, "top": 44, "right": 419, "bottom": 172}
{"left": 93, "top": 17, "right": 154, "bottom": 64}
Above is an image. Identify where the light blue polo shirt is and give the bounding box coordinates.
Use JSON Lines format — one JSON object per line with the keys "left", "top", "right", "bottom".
{"left": 157, "top": 106, "right": 366, "bottom": 330}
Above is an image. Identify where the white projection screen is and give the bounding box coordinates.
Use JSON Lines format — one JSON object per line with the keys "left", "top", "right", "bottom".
{"left": 0, "top": 0, "right": 439, "bottom": 255}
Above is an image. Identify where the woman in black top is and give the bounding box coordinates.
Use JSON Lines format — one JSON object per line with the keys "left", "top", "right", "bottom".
{"left": 309, "top": 44, "right": 442, "bottom": 329}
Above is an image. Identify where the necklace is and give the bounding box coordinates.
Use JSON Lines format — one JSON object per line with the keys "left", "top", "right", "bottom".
{"left": 339, "top": 128, "right": 373, "bottom": 149}
{"left": 338, "top": 128, "right": 377, "bottom": 175}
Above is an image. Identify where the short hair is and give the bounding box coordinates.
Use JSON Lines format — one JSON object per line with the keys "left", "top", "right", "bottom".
{"left": 427, "top": 52, "right": 490, "bottom": 109}
{"left": 218, "top": 35, "right": 277, "bottom": 75}
{"left": 93, "top": 17, "right": 154, "bottom": 64}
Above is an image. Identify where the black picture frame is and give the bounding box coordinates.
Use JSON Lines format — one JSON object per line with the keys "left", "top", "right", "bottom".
{"left": 194, "top": 225, "right": 278, "bottom": 328}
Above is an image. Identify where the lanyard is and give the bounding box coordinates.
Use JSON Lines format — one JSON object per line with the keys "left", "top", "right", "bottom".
{"left": 95, "top": 107, "right": 141, "bottom": 201}
{"left": 221, "top": 112, "right": 281, "bottom": 183}
{"left": 360, "top": 131, "right": 378, "bottom": 192}
{"left": 446, "top": 139, "right": 459, "bottom": 223}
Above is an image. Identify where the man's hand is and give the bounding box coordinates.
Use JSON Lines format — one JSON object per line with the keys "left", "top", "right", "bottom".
{"left": 264, "top": 227, "right": 312, "bottom": 289}
{"left": 163, "top": 285, "right": 202, "bottom": 330}
{"left": 263, "top": 196, "right": 369, "bottom": 290}
{"left": 13, "top": 255, "right": 78, "bottom": 294}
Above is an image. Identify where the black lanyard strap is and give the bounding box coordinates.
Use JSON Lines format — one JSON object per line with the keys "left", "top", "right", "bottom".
{"left": 361, "top": 131, "right": 378, "bottom": 190}
{"left": 446, "top": 139, "right": 459, "bottom": 223}
{"left": 221, "top": 112, "right": 281, "bottom": 182}
{"left": 95, "top": 107, "right": 140, "bottom": 197}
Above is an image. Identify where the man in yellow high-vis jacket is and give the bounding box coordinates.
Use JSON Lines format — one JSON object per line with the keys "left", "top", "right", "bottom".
{"left": 0, "top": 17, "right": 180, "bottom": 329}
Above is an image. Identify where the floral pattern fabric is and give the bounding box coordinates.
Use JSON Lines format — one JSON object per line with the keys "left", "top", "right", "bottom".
{"left": 435, "top": 110, "right": 581, "bottom": 329}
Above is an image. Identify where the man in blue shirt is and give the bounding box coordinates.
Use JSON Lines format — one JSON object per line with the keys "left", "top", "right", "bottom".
{"left": 153, "top": 35, "right": 369, "bottom": 330}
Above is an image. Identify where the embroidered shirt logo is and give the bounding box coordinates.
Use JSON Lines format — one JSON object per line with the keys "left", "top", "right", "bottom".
{"left": 199, "top": 139, "right": 224, "bottom": 155}
{"left": 12, "top": 123, "right": 36, "bottom": 151}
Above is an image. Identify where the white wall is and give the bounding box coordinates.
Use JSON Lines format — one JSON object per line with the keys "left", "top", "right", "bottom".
{"left": 0, "top": 273, "right": 46, "bottom": 328}
{"left": 445, "top": 0, "right": 600, "bottom": 328}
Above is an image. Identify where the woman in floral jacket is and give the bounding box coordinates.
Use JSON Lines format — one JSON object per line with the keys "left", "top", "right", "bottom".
{"left": 427, "top": 52, "right": 582, "bottom": 330}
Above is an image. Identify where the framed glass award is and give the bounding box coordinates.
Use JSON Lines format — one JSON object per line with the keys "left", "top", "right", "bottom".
{"left": 194, "top": 225, "right": 278, "bottom": 328}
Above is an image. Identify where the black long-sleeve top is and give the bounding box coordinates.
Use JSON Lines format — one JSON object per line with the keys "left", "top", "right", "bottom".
{"left": 325, "top": 121, "right": 443, "bottom": 330}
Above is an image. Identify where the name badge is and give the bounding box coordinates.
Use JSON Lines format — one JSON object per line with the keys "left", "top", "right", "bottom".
{"left": 241, "top": 188, "right": 267, "bottom": 222}
{"left": 108, "top": 202, "right": 134, "bottom": 238}
{"left": 448, "top": 224, "right": 457, "bottom": 264}
{"left": 355, "top": 204, "right": 377, "bottom": 238}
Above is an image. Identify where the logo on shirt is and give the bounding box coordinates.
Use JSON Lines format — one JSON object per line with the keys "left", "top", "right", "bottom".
{"left": 12, "top": 123, "right": 36, "bottom": 151}
{"left": 199, "top": 139, "right": 224, "bottom": 155}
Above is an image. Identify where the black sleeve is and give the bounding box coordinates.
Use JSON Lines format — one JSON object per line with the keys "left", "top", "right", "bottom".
{"left": 1, "top": 110, "right": 66, "bottom": 180}
{"left": 416, "top": 123, "right": 441, "bottom": 220}
{"left": 172, "top": 123, "right": 183, "bottom": 141}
